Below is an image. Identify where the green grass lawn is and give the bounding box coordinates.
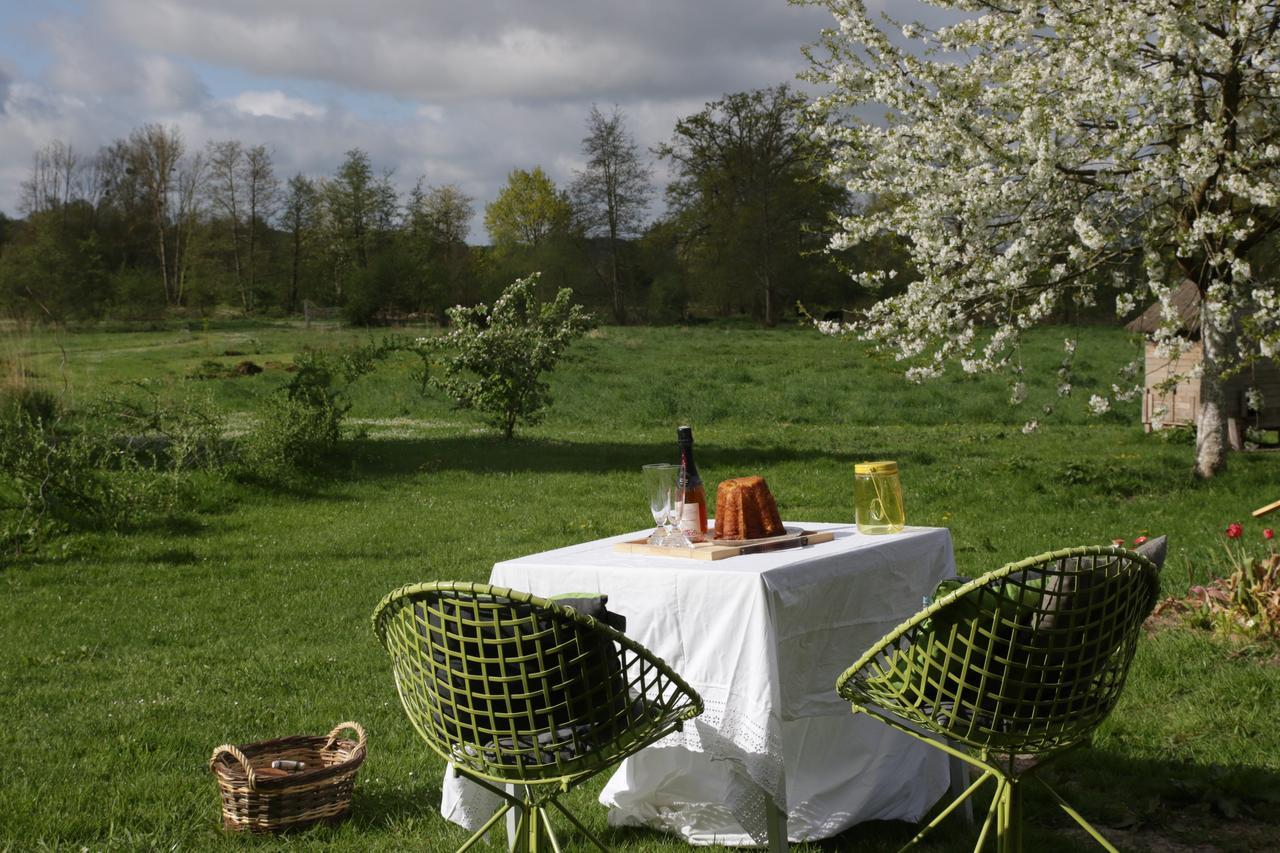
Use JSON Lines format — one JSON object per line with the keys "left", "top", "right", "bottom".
{"left": 3, "top": 320, "right": 1279, "bottom": 851}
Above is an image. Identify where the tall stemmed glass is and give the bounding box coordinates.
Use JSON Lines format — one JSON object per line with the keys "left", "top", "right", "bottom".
{"left": 642, "top": 463, "right": 690, "bottom": 547}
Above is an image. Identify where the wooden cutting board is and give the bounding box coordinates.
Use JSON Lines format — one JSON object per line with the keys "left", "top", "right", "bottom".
{"left": 613, "top": 529, "right": 836, "bottom": 561}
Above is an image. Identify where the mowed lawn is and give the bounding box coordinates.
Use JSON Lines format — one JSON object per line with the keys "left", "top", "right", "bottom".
{"left": 3, "top": 320, "right": 1279, "bottom": 851}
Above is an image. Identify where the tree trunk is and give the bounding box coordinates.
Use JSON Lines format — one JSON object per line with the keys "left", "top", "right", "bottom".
{"left": 289, "top": 226, "right": 301, "bottom": 313}
{"left": 247, "top": 193, "right": 257, "bottom": 315}
{"left": 609, "top": 233, "right": 625, "bottom": 325}
{"left": 156, "top": 215, "right": 172, "bottom": 305}
{"left": 1195, "top": 300, "right": 1233, "bottom": 478}
{"left": 233, "top": 220, "right": 247, "bottom": 312}
{"left": 760, "top": 270, "right": 775, "bottom": 327}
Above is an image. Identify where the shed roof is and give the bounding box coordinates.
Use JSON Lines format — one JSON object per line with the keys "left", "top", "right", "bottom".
{"left": 1125, "top": 279, "right": 1201, "bottom": 336}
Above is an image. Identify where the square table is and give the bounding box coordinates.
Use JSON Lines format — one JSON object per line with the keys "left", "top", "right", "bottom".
{"left": 440, "top": 522, "right": 955, "bottom": 848}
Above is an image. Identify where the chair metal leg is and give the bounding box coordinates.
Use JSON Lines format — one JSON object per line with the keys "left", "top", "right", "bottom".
{"left": 996, "top": 778, "right": 1022, "bottom": 853}
{"left": 1037, "top": 777, "right": 1120, "bottom": 853}
{"left": 971, "top": 778, "right": 1005, "bottom": 853}
{"left": 541, "top": 807, "right": 564, "bottom": 853}
{"left": 895, "top": 769, "right": 995, "bottom": 853}
{"left": 514, "top": 803, "right": 552, "bottom": 853}
{"left": 457, "top": 801, "right": 514, "bottom": 853}
{"left": 549, "top": 798, "right": 610, "bottom": 853}
{"left": 510, "top": 803, "right": 530, "bottom": 853}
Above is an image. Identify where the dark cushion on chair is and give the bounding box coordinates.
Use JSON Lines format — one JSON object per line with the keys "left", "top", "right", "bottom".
{"left": 489, "top": 696, "right": 654, "bottom": 766}
{"left": 549, "top": 593, "right": 627, "bottom": 632}
{"left": 901, "top": 574, "right": 1047, "bottom": 713}
{"left": 854, "top": 543, "right": 1164, "bottom": 753}
{"left": 413, "top": 593, "right": 631, "bottom": 767}
{"left": 1005, "top": 539, "right": 1166, "bottom": 726}
{"left": 1134, "top": 535, "right": 1168, "bottom": 571}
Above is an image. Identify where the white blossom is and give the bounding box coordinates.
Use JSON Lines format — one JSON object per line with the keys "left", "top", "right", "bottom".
{"left": 804, "top": 0, "right": 1280, "bottom": 468}
{"left": 1088, "top": 395, "right": 1111, "bottom": 416}
{"left": 1247, "top": 387, "right": 1264, "bottom": 412}
{"left": 1111, "top": 383, "right": 1141, "bottom": 402}
{"left": 1022, "top": 419, "right": 1039, "bottom": 434}
{"left": 815, "top": 319, "right": 854, "bottom": 336}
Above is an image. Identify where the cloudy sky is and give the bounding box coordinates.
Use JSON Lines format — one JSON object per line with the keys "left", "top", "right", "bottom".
{"left": 0, "top": 0, "right": 885, "bottom": 240}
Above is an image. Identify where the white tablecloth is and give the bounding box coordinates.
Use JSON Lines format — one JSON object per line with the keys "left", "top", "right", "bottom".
{"left": 440, "top": 522, "right": 955, "bottom": 845}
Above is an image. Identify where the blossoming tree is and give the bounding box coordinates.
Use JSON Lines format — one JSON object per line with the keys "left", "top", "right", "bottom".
{"left": 802, "top": 0, "right": 1280, "bottom": 477}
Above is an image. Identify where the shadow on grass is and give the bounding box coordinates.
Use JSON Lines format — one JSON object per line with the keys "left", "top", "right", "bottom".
{"left": 348, "top": 435, "right": 925, "bottom": 479}
{"left": 347, "top": 780, "right": 443, "bottom": 831}
{"left": 241, "top": 747, "right": 1280, "bottom": 852}
{"left": 805, "top": 749, "right": 1280, "bottom": 852}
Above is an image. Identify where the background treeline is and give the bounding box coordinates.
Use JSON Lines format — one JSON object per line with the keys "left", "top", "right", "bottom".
{"left": 0, "top": 85, "right": 909, "bottom": 327}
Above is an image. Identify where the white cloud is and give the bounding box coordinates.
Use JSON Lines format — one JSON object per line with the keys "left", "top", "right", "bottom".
{"left": 136, "top": 55, "right": 209, "bottom": 112}
{"left": 1, "top": 0, "right": 955, "bottom": 235}
{"left": 90, "top": 0, "right": 831, "bottom": 102}
{"left": 38, "top": 14, "right": 209, "bottom": 112}
{"left": 229, "top": 90, "right": 325, "bottom": 120}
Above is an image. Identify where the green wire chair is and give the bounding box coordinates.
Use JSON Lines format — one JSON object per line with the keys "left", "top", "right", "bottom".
{"left": 372, "top": 581, "right": 704, "bottom": 853}
{"left": 836, "top": 545, "right": 1161, "bottom": 853}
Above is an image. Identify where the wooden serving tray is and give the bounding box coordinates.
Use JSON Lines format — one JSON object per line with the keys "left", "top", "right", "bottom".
{"left": 614, "top": 529, "right": 836, "bottom": 561}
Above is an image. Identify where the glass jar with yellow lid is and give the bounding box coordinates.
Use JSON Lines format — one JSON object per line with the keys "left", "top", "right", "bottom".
{"left": 854, "top": 460, "right": 905, "bottom": 534}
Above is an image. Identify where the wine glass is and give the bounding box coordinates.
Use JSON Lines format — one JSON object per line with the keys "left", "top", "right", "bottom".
{"left": 642, "top": 463, "right": 690, "bottom": 547}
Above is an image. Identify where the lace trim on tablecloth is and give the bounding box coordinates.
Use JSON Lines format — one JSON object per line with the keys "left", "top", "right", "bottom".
{"left": 439, "top": 764, "right": 503, "bottom": 833}
{"left": 441, "top": 694, "right": 787, "bottom": 844}
{"left": 649, "top": 694, "right": 784, "bottom": 844}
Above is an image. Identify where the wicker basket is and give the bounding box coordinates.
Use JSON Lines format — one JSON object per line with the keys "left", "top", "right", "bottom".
{"left": 210, "top": 721, "right": 367, "bottom": 833}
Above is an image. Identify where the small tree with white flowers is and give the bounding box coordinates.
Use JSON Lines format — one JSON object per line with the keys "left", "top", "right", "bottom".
{"left": 802, "top": 0, "right": 1280, "bottom": 477}
{"left": 432, "top": 274, "right": 592, "bottom": 439}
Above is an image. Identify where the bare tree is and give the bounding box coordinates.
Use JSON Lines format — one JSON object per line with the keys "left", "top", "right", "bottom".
{"left": 281, "top": 173, "right": 319, "bottom": 312}
{"left": 244, "top": 145, "right": 280, "bottom": 311}
{"left": 205, "top": 140, "right": 247, "bottom": 308}
{"left": 571, "top": 105, "right": 651, "bottom": 324}
{"left": 94, "top": 140, "right": 139, "bottom": 217}
{"left": 128, "top": 124, "right": 185, "bottom": 304}
{"left": 173, "top": 151, "right": 206, "bottom": 306}
{"left": 19, "top": 141, "right": 82, "bottom": 221}
{"left": 79, "top": 147, "right": 112, "bottom": 219}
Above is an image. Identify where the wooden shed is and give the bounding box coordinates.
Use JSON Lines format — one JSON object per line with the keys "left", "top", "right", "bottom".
{"left": 1126, "top": 280, "right": 1280, "bottom": 448}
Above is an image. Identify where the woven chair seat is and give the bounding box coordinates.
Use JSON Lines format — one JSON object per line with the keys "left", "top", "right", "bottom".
{"left": 373, "top": 581, "right": 703, "bottom": 852}
{"left": 837, "top": 544, "right": 1163, "bottom": 852}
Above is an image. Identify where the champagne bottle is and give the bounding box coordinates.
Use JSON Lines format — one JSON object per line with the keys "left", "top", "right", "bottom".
{"left": 677, "top": 425, "right": 708, "bottom": 541}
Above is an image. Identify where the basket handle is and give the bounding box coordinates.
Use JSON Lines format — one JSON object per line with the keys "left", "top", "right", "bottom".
{"left": 210, "top": 743, "right": 257, "bottom": 791}
{"left": 323, "top": 721, "right": 366, "bottom": 754}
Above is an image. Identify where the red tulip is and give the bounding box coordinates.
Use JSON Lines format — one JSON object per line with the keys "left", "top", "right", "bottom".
{"left": 1133, "top": 536, "right": 1148, "bottom": 545}
{"left": 1226, "top": 523, "right": 1244, "bottom": 539}
{"left": 1265, "top": 528, "right": 1275, "bottom": 540}
{"left": 1111, "top": 538, "right": 1125, "bottom": 546}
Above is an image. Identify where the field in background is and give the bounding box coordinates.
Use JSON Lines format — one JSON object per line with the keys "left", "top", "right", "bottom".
{"left": 3, "top": 320, "right": 1278, "bottom": 851}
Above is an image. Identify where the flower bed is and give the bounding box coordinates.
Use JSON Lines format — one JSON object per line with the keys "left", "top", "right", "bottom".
{"left": 1153, "top": 524, "right": 1280, "bottom": 639}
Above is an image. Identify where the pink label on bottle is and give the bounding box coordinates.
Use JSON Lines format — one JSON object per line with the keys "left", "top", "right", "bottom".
{"left": 679, "top": 504, "right": 701, "bottom": 531}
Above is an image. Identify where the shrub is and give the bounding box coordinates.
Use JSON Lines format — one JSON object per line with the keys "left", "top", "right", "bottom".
{"left": 240, "top": 392, "right": 344, "bottom": 477}
{"left": 93, "top": 382, "right": 228, "bottom": 474}
{"left": 238, "top": 349, "right": 349, "bottom": 477}
{"left": 0, "top": 412, "right": 142, "bottom": 553}
{"left": 432, "top": 274, "right": 592, "bottom": 438}
{"left": 0, "top": 382, "right": 58, "bottom": 426}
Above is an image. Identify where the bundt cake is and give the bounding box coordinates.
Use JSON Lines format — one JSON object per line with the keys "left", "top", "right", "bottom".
{"left": 714, "top": 476, "right": 785, "bottom": 540}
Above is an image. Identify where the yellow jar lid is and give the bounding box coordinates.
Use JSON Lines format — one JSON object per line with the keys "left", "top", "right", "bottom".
{"left": 855, "top": 460, "right": 898, "bottom": 475}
